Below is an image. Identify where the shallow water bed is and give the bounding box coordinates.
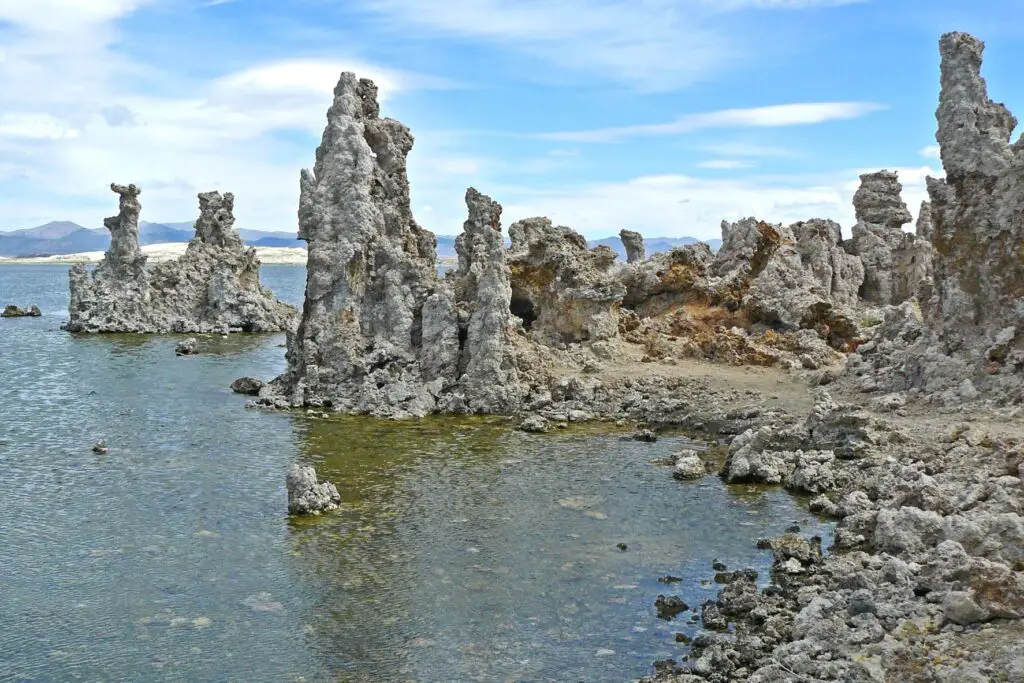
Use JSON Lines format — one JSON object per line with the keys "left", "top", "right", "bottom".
{"left": 0, "top": 264, "right": 831, "bottom": 682}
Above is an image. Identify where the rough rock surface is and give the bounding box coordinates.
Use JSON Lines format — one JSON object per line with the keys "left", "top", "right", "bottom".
{"left": 645, "top": 386, "right": 1024, "bottom": 683}
{"left": 837, "top": 31, "right": 1024, "bottom": 405}
{"left": 445, "top": 188, "right": 524, "bottom": 413}
{"left": 620, "top": 229, "right": 645, "bottom": 263}
{"left": 847, "top": 170, "right": 932, "bottom": 305}
{"left": 65, "top": 185, "right": 295, "bottom": 334}
{"left": 272, "top": 74, "right": 451, "bottom": 418}
{"left": 267, "top": 75, "right": 532, "bottom": 417}
{"left": 926, "top": 32, "right": 1024, "bottom": 359}
{"left": 507, "top": 217, "right": 625, "bottom": 345}
{"left": 231, "top": 376, "right": 264, "bottom": 395}
{"left": 2, "top": 305, "right": 41, "bottom": 317}
{"left": 286, "top": 464, "right": 341, "bottom": 515}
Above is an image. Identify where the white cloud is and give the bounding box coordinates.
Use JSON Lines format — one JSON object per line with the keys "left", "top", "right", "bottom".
{"left": 352, "top": 0, "right": 855, "bottom": 91}
{"left": 919, "top": 144, "right": 940, "bottom": 159}
{"left": 452, "top": 165, "right": 943, "bottom": 242}
{"left": 695, "top": 141, "right": 798, "bottom": 157}
{"left": 697, "top": 159, "right": 755, "bottom": 169}
{"left": 0, "top": 0, "right": 153, "bottom": 32}
{"left": 0, "top": 114, "right": 80, "bottom": 140}
{"left": 535, "top": 102, "right": 885, "bottom": 142}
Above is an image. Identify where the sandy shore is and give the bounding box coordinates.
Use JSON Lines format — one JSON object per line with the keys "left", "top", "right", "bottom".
{"left": 0, "top": 243, "right": 460, "bottom": 267}
{"left": 0, "top": 242, "right": 310, "bottom": 266}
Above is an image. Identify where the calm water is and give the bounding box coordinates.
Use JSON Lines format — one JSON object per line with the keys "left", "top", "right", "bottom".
{"left": 0, "top": 264, "right": 827, "bottom": 682}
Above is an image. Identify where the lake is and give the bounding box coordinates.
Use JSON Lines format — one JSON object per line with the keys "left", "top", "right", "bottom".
{"left": 0, "top": 264, "right": 827, "bottom": 682}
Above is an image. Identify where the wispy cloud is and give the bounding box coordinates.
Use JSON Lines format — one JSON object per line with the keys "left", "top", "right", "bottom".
{"left": 351, "top": 0, "right": 857, "bottom": 91}
{"left": 697, "top": 159, "right": 755, "bottom": 169}
{"left": 534, "top": 102, "right": 886, "bottom": 142}
{"left": 694, "top": 141, "right": 799, "bottom": 158}
{"left": 918, "top": 144, "right": 940, "bottom": 159}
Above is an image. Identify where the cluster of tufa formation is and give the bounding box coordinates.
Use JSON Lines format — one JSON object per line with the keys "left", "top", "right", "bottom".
{"left": 268, "top": 75, "right": 526, "bottom": 418}
{"left": 65, "top": 184, "right": 295, "bottom": 334}
{"left": 2, "top": 305, "right": 41, "bottom": 318}
{"left": 840, "top": 31, "right": 1024, "bottom": 406}
{"left": 258, "top": 29, "right": 1022, "bottom": 419}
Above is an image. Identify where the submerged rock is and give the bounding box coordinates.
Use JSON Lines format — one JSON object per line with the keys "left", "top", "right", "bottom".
{"left": 230, "top": 376, "right": 264, "bottom": 395}
{"left": 2, "top": 305, "right": 41, "bottom": 317}
{"left": 175, "top": 338, "right": 198, "bottom": 356}
{"left": 286, "top": 464, "right": 340, "bottom": 515}
{"left": 65, "top": 185, "right": 295, "bottom": 334}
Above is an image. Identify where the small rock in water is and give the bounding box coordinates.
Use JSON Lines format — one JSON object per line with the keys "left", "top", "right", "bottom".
{"left": 674, "top": 632, "right": 692, "bottom": 644}
{"left": 672, "top": 450, "right": 706, "bottom": 480}
{"left": 175, "top": 338, "right": 199, "bottom": 356}
{"left": 230, "top": 376, "right": 264, "bottom": 395}
{"left": 595, "top": 648, "right": 615, "bottom": 657}
{"left": 286, "top": 464, "right": 341, "bottom": 515}
{"left": 616, "top": 543, "right": 628, "bottom": 551}
{"left": 91, "top": 440, "right": 108, "bottom": 454}
{"left": 655, "top": 595, "right": 689, "bottom": 620}
{"left": 191, "top": 617, "right": 212, "bottom": 629}
{"left": 2, "top": 304, "right": 41, "bottom": 318}
{"left": 631, "top": 429, "right": 657, "bottom": 442}
{"left": 658, "top": 575, "right": 683, "bottom": 584}
{"left": 519, "top": 414, "right": 550, "bottom": 433}
{"left": 712, "top": 560, "right": 727, "bottom": 571}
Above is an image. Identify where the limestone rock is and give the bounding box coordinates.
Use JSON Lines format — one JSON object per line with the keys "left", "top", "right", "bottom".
{"left": 65, "top": 185, "right": 295, "bottom": 334}
{"left": 286, "top": 464, "right": 340, "bottom": 515}
{"left": 507, "top": 217, "right": 625, "bottom": 344}
{"left": 673, "top": 450, "right": 706, "bottom": 480}
{"left": 620, "top": 229, "right": 645, "bottom": 263}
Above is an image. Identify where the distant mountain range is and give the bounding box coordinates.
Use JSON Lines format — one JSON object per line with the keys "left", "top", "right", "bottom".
{"left": 0, "top": 220, "right": 721, "bottom": 259}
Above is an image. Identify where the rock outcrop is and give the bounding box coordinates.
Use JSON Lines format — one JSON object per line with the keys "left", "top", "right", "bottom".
{"left": 286, "top": 464, "right": 341, "bottom": 515}
{"left": 507, "top": 217, "right": 625, "bottom": 345}
{"left": 620, "top": 229, "right": 645, "bottom": 263}
{"left": 446, "top": 188, "right": 523, "bottom": 413}
{"left": 839, "top": 32, "right": 1024, "bottom": 405}
{"left": 926, "top": 32, "right": 1023, "bottom": 358}
{"left": 65, "top": 184, "right": 295, "bottom": 334}
{"left": 847, "top": 171, "right": 933, "bottom": 305}
{"left": 269, "top": 74, "right": 529, "bottom": 417}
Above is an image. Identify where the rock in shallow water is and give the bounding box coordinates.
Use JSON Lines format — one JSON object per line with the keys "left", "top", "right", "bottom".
{"left": 64, "top": 184, "right": 295, "bottom": 334}
{"left": 672, "top": 451, "right": 706, "bottom": 480}
{"left": 2, "top": 304, "right": 41, "bottom": 317}
{"left": 286, "top": 464, "right": 340, "bottom": 515}
{"left": 230, "top": 376, "right": 264, "bottom": 395}
{"left": 175, "top": 338, "right": 198, "bottom": 356}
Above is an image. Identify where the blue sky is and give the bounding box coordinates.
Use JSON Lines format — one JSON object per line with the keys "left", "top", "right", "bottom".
{"left": 1, "top": 0, "right": 1023, "bottom": 240}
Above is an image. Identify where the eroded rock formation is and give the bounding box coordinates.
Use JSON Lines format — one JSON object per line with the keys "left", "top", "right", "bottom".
{"left": 269, "top": 75, "right": 527, "bottom": 417}
{"left": 620, "top": 229, "right": 645, "bottom": 263}
{"left": 926, "top": 32, "right": 1023, "bottom": 356}
{"left": 507, "top": 217, "right": 625, "bottom": 345}
{"left": 847, "top": 171, "right": 933, "bottom": 306}
{"left": 65, "top": 184, "right": 294, "bottom": 334}
{"left": 840, "top": 31, "right": 1024, "bottom": 405}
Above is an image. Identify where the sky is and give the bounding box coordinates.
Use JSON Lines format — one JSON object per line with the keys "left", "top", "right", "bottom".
{"left": 1, "top": 0, "right": 1023, "bottom": 240}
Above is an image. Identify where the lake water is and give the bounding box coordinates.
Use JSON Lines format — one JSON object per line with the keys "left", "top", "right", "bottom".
{"left": 0, "top": 264, "right": 827, "bottom": 682}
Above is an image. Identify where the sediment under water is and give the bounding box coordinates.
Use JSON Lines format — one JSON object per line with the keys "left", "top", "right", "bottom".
{"left": 0, "top": 264, "right": 830, "bottom": 682}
